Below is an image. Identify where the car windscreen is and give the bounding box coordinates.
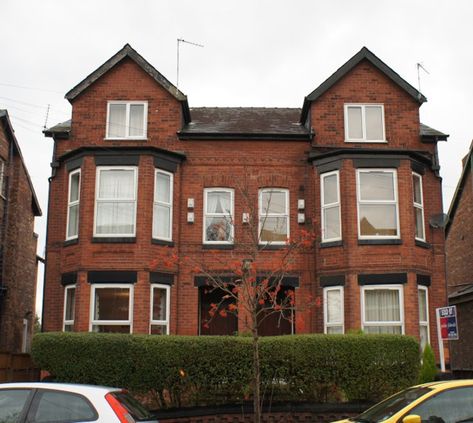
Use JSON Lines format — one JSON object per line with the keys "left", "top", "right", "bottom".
{"left": 351, "top": 386, "right": 432, "bottom": 423}
{"left": 110, "top": 391, "right": 155, "bottom": 421}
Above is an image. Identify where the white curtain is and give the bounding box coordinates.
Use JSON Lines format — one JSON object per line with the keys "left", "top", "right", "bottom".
{"left": 108, "top": 104, "right": 126, "bottom": 137}
{"left": 154, "top": 204, "right": 170, "bottom": 238}
{"left": 207, "top": 191, "right": 230, "bottom": 214}
{"left": 327, "top": 290, "right": 341, "bottom": 323}
{"left": 129, "top": 104, "right": 144, "bottom": 136}
{"left": 365, "top": 289, "right": 400, "bottom": 322}
{"left": 99, "top": 170, "right": 134, "bottom": 199}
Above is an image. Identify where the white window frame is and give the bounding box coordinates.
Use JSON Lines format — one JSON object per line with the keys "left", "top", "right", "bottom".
{"left": 344, "top": 104, "right": 386, "bottom": 143}
{"left": 152, "top": 169, "right": 173, "bottom": 241}
{"left": 203, "top": 188, "right": 234, "bottom": 244}
{"left": 105, "top": 101, "right": 148, "bottom": 140}
{"left": 258, "top": 188, "right": 290, "bottom": 245}
{"left": 323, "top": 286, "right": 344, "bottom": 334}
{"left": 413, "top": 172, "right": 426, "bottom": 242}
{"left": 89, "top": 284, "right": 134, "bottom": 333}
{"left": 63, "top": 285, "right": 76, "bottom": 332}
{"left": 0, "top": 159, "right": 5, "bottom": 198}
{"left": 150, "top": 284, "right": 171, "bottom": 335}
{"left": 418, "top": 285, "right": 430, "bottom": 349}
{"left": 321, "top": 171, "right": 342, "bottom": 243}
{"left": 94, "top": 166, "right": 138, "bottom": 237}
{"left": 66, "top": 168, "right": 81, "bottom": 240}
{"left": 356, "top": 169, "right": 400, "bottom": 239}
{"left": 361, "top": 284, "right": 404, "bottom": 334}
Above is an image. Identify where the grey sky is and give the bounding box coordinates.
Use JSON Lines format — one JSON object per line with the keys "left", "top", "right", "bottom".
{"left": 1, "top": 0, "right": 472, "bottom": 315}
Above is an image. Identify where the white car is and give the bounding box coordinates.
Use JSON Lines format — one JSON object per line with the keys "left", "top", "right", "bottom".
{"left": 0, "top": 382, "right": 159, "bottom": 423}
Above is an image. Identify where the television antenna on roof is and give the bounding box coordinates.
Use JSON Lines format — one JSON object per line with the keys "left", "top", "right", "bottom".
{"left": 416, "top": 62, "right": 430, "bottom": 96}
{"left": 176, "top": 38, "right": 204, "bottom": 93}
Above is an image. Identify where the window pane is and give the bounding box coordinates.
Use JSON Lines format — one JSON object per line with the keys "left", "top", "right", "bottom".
{"left": 99, "top": 170, "right": 135, "bottom": 199}
{"left": 365, "top": 289, "right": 400, "bottom": 322}
{"left": 108, "top": 104, "right": 127, "bottom": 137}
{"left": 154, "top": 204, "right": 171, "bottom": 239}
{"left": 96, "top": 202, "right": 134, "bottom": 234}
{"left": 69, "top": 172, "right": 80, "bottom": 202}
{"left": 0, "top": 389, "right": 30, "bottom": 421}
{"left": 206, "top": 191, "right": 231, "bottom": 214}
{"left": 67, "top": 204, "right": 79, "bottom": 238}
{"left": 152, "top": 287, "right": 167, "bottom": 321}
{"left": 323, "top": 206, "right": 341, "bottom": 240}
{"left": 418, "top": 289, "right": 427, "bottom": 322}
{"left": 347, "top": 106, "right": 363, "bottom": 139}
{"left": 65, "top": 288, "right": 75, "bottom": 321}
{"left": 327, "top": 326, "right": 343, "bottom": 334}
{"left": 413, "top": 174, "right": 422, "bottom": 204}
{"left": 156, "top": 172, "right": 171, "bottom": 203}
{"left": 364, "top": 325, "right": 402, "bottom": 334}
{"left": 359, "top": 172, "right": 395, "bottom": 201}
{"left": 365, "top": 106, "right": 383, "bottom": 140}
{"left": 94, "top": 288, "right": 130, "bottom": 321}
{"left": 327, "top": 290, "right": 342, "bottom": 323}
{"left": 323, "top": 174, "right": 338, "bottom": 205}
{"left": 359, "top": 204, "right": 397, "bottom": 236}
{"left": 415, "top": 208, "right": 424, "bottom": 239}
{"left": 34, "top": 391, "right": 96, "bottom": 422}
{"left": 129, "top": 104, "right": 144, "bottom": 136}
{"left": 92, "top": 325, "right": 130, "bottom": 333}
{"left": 151, "top": 325, "right": 167, "bottom": 335}
{"left": 205, "top": 217, "right": 232, "bottom": 241}
{"left": 261, "top": 191, "right": 286, "bottom": 214}
{"left": 260, "top": 217, "right": 288, "bottom": 242}
{"left": 420, "top": 325, "right": 429, "bottom": 351}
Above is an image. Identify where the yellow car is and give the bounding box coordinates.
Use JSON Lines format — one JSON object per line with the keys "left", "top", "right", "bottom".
{"left": 333, "top": 380, "right": 473, "bottom": 423}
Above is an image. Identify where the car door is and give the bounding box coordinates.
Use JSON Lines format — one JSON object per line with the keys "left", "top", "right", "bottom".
{"left": 0, "top": 388, "right": 34, "bottom": 423}
{"left": 24, "top": 389, "right": 98, "bottom": 423}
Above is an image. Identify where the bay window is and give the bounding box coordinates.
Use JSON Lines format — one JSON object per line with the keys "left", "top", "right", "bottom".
{"left": 203, "top": 188, "right": 234, "bottom": 244}
{"left": 94, "top": 167, "right": 137, "bottom": 237}
{"left": 153, "top": 170, "right": 173, "bottom": 241}
{"left": 150, "top": 284, "right": 170, "bottom": 335}
{"left": 66, "top": 169, "right": 81, "bottom": 240}
{"left": 413, "top": 172, "right": 425, "bottom": 241}
{"left": 344, "top": 104, "right": 385, "bottom": 142}
{"left": 106, "top": 101, "right": 147, "bottom": 139}
{"left": 357, "top": 169, "right": 399, "bottom": 239}
{"left": 90, "top": 284, "right": 133, "bottom": 333}
{"left": 362, "top": 285, "right": 404, "bottom": 334}
{"left": 324, "top": 286, "right": 344, "bottom": 334}
{"left": 321, "top": 171, "right": 341, "bottom": 242}
{"left": 63, "top": 285, "right": 76, "bottom": 332}
{"left": 259, "top": 188, "right": 289, "bottom": 244}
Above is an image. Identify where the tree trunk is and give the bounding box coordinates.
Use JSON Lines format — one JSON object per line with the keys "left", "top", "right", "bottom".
{"left": 252, "top": 327, "right": 261, "bottom": 423}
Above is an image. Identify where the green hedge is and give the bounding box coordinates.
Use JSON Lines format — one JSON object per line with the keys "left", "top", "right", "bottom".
{"left": 32, "top": 333, "right": 419, "bottom": 406}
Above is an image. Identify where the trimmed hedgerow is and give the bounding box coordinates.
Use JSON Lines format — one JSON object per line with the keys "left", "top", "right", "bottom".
{"left": 32, "top": 333, "right": 419, "bottom": 406}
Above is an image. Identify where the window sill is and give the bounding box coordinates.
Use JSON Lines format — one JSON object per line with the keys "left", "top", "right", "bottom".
{"left": 202, "top": 244, "right": 234, "bottom": 250}
{"left": 358, "top": 239, "right": 402, "bottom": 245}
{"left": 344, "top": 139, "right": 388, "bottom": 144}
{"left": 415, "top": 239, "right": 431, "bottom": 249}
{"left": 152, "top": 239, "right": 174, "bottom": 247}
{"left": 320, "top": 240, "right": 343, "bottom": 248}
{"left": 63, "top": 238, "right": 79, "bottom": 247}
{"left": 92, "top": 237, "right": 136, "bottom": 243}
{"left": 258, "top": 244, "right": 287, "bottom": 250}
{"left": 104, "top": 137, "right": 148, "bottom": 141}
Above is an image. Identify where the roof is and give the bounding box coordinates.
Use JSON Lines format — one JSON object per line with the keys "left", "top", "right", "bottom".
{"left": 446, "top": 141, "right": 473, "bottom": 235}
{"left": 65, "top": 44, "right": 191, "bottom": 122}
{"left": 301, "top": 47, "right": 427, "bottom": 123}
{"left": 420, "top": 123, "right": 449, "bottom": 142}
{"left": 0, "top": 110, "right": 42, "bottom": 216}
{"left": 179, "top": 107, "right": 311, "bottom": 140}
{"left": 43, "top": 119, "right": 71, "bottom": 138}
{"left": 449, "top": 284, "right": 473, "bottom": 301}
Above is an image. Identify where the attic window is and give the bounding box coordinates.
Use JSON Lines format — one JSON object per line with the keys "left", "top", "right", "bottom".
{"left": 106, "top": 101, "right": 148, "bottom": 139}
{"left": 344, "top": 104, "right": 385, "bottom": 143}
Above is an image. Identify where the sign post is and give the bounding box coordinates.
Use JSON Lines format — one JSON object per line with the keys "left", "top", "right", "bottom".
{"left": 436, "top": 305, "right": 459, "bottom": 372}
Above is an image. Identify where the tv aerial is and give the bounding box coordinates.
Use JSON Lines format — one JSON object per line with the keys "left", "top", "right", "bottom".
{"left": 176, "top": 38, "right": 204, "bottom": 92}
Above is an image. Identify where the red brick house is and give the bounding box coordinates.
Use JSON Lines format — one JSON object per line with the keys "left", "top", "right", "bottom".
{"left": 0, "top": 110, "right": 42, "bottom": 353}
{"left": 43, "top": 44, "right": 448, "bottom": 354}
{"left": 445, "top": 142, "right": 473, "bottom": 375}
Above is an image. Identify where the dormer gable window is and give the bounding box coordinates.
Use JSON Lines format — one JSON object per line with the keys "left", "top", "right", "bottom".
{"left": 106, "top": 101, "right": 148, "bottom": 139}
{"left": 344, "top": 104, "right": 385, "bottom": 143}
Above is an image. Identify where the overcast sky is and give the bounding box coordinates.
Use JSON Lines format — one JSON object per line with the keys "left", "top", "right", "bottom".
{"left": 1, "top": 0, "right": 472, "bottom": 315}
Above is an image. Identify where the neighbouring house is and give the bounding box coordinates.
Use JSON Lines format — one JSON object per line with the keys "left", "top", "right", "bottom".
{"left": 445, "top": 141, "right": 473, "bottom": 376}
{"left": 0, "top": 110, "right": 42, "bottom": 353}
{"left": 43, "top": 44, "right": 449, "bottom": 357}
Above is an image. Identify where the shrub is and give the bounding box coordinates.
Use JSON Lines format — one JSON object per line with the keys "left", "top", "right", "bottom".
{"left": 32, "top": 332, "right": 419, "bottom": 407}
{"left": 418, "top": 344, "right": 437, "bottom": 383}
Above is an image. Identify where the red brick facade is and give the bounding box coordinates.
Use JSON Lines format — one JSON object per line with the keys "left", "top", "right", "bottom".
{"left": 0, "top": 110, "right": 41, "bottom": 353}
{"left": 43, "top": 45, "right": 448, "bottom": 356}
